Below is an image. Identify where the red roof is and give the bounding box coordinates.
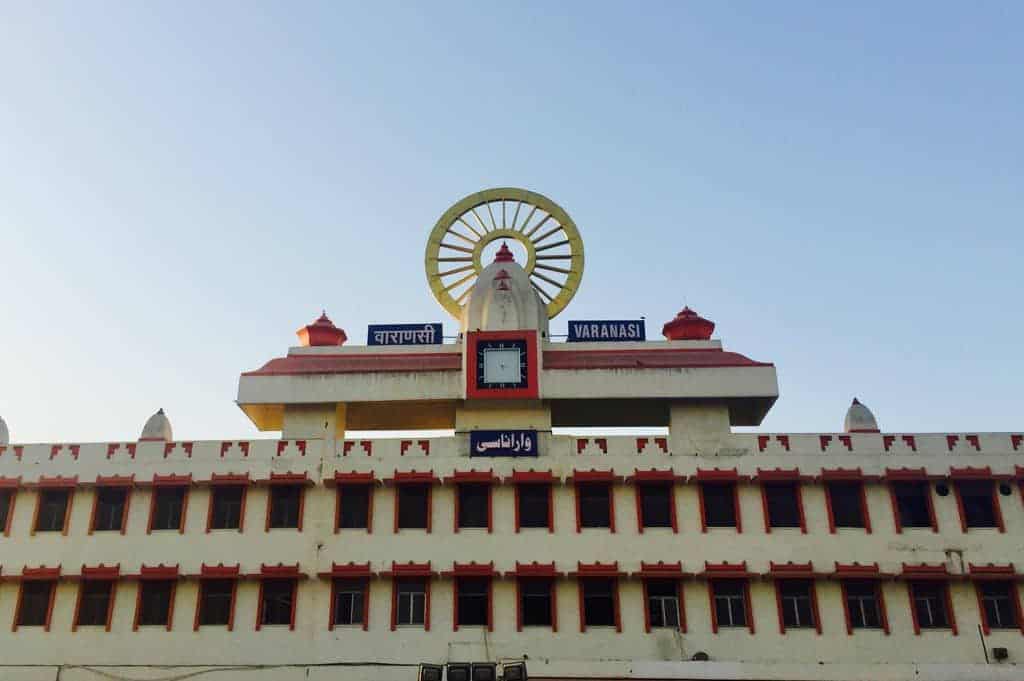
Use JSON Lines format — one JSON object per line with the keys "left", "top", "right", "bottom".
{"left": 243, "top": 352, "right": 461, "bottom": 376}
{"left": 543, "top": 348, "right": 772, "bottom": 370}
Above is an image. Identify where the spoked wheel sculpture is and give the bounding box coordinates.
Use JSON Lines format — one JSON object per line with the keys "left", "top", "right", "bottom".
{"left": 425, "top": 188, "right": 584, "bottom": 319}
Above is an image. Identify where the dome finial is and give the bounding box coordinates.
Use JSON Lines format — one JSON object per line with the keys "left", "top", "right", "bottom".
{"left": 297, "top": 311, "right": 347, "bottom": 347}
{"left": 844, "top": 398, "right": 879, "bottom": 433}
{"left": 494, "top": 241, "right": 515, "bottom": 263}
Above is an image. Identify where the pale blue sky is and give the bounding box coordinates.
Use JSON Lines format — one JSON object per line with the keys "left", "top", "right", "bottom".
{"left": 1, "top": 2, "right": 1021, "bottom": 443}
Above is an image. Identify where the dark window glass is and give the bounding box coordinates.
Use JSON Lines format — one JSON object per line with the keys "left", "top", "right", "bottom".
{"left": 702, "top": 483, "right": 737, "bottom": 528}
{"left": 640, "top": 484, "right": 672, "bottom": 528}
{"left": 579, "top": 484, "right": 611, "bottom": 529}
{"left": 332, "top": 578, "right": 365, "bottom": 625}
{"left": 828, "top": 482, "right": 865, "bottom": 528}
{"left": 209, "top": 486, "right": 244, "bottom": 530}
{"left": 958, "top": 481, "right": 998, "bottom": 528}
{"left": 260, "top": 579, "right": 294, "bottom": 626}
{"left": 518, "top": 484, "right": 550, "bottom": 529}
{"left": 764, "top": 483, "right": 801, "bottom": 528}
{"left": 0, "top": 489, "right": 12, "bottom": 530}
{"left": 712, "top": 579, "right": 747, "bottom": 628}
{"left": 338, "top": 485, "right": 370, "bottom": 529}
{"left": 457, "top": 577, "right": 489, "bottom": 626}
{"left": 844, "top": 580, "right": 882, "bottom": 629}
{"left": 35, "top": 489, "right": 70, "bottom": 532}
{"left": 646, "top": 579, "right": 680, "bottom": 628}
{"left": 268, "top": 485, "right": 301, "bottom": 529}
{"left": 198, "top": 579, "right": 234, "bottom": 626}
{"left": 911, "top": 582, "right": 950, "bottom": 629}
{"left": 980, "top": 582, "right": 1018, "bottom": 629}
{"left": 151, "top": 487, "right": 185, "bottom": 531}
{"left": 76, "top": 580, "right": 113, "bottom": 626}
{"left": 397, "top": 485, "right": 429, "bottom": 529}
{"left": 520, "top": 579, "right": 552, "bottom": 627}
{"left": 396, "top": 578, "right": 426, "bottom": 625}
{"left": 582, "top": 578, "right": 616, "bottom": 627}
{"left": 137, "top": 580, "right": 173, "bottom": 626}
{"left": 458, "top": 484, "right": 489, "bottom": 529}
{"left": 893, "top": 482, "right": 932, "bottom": 528}
{"left": 17, "top": 581, "right": 54, "bottom": 627}
{"left": 779, "top": 580, "right": 815, "bottom": 629}
{"left": 93, "top": 488, "right": 127, "bottom": 532}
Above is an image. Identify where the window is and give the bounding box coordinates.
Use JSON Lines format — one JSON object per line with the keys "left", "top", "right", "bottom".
{"left": 16, "top": 581, "right": 55, "bottom": 628}
{"left": 646, "top": 579, "right": 681, "bottom": 629}
{"left": 578, "top": 483, "right": 612, "bottom": 530}
{"left": 396, "top": 484, "right": 429, "bottom": 530}
{"left": 827, "top": 482, "right": 867, "bottom": 530}
{"left": 978, "top": 582, "right": 1019, "bottom": 631}
{"left": 910, "top": 581, "right": 952, "bottom": 631}
{"left": 956, "top": 481, "right": 1000, "bottom": 530}
{"left": 150, "top": 487, "right": 186, "bottom": 532}
{"left": 777, "top": 580, "right": 817, "bottom": 632}
{"left": 75, "top": 580, "right": 114, "bottom": 629}
{"left": 702, "top": 483, "right": 738, "bottom": 530}
{"left": 519, "top": 579, "right": 553, "bottom": 629}
{"left": 35, "top": 489, "right": 70, "bottom": 533}
{"left": 843, "top": 580, "right": 883, "bottom": 631}
{"left": 92, "top": 488, "right": 128, "bottom": 533}
{"left": 258, "top": 579, "right": 295, "bottom": 628}
{"left": 0, "top": 489, "right": 13, "bottom": 534}
{"left": 711, "top": 579, "right": 748, "bottom": 630}
{"left": 208, "top": 486, "right": 245, "bottom": 531}
{"left": 455, "top": 577, "right": 490, "bottom": 628}
{"left": 892, "top": 482, "right": 934, "bottom": 530}
{"left": 197, "top": 579, "right": 235, "bottom": 628}
{"left": 638, "top": 484, "right": 674, "bottom": 530}
{"left": 581, "top": 578, "right": 617, "bottom": 629}
{"left": 457, "top": 484, "right": 490, "bottom": 531}
{"left": 516, "top": 484, "right": 551, "bottom": 530}
{"left": 763, "top": 483, "right": 802, "bottom": 530}
{"left": 267, "top": 485, "right": 302, "bottom": 530}
{"left": 395, "top": 578, "right": 427, "bottom": 626}
{"left": 136, "top": 580, "right": 174, "bottom": 628}
{"left": 337, "top": 485, "right": 370, "bottom": 530}
{"left": 331, "top": 578, "right": 366, "bottom": 627}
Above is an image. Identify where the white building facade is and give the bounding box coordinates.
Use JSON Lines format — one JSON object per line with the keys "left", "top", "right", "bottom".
{"left": 0, "top": 189, "right": 1021, "bottom": 681}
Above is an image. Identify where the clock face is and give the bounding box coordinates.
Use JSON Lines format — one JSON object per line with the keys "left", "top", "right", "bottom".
{"left": 476, "top": 339, "right": 528, "bottom": 390}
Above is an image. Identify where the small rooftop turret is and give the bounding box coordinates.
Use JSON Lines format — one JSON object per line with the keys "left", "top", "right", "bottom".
{"left": 844, "top": 398, "right": 880, "bottom": 433}
{"left": 663, "top": 306, "right": 715, "bottom": 341}
{"left": 296, "top": 311, "right": 347, "bottom": 347}
{"left": 0, "top": 415, "right": 8, "bottom": 445}
{"left": 139, "top": 408, "right": 173, "bottom": 442}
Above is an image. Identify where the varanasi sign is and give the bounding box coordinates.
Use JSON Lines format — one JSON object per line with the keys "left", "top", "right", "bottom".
{"left": 567, "top": 319, "right": 645, "bottom": 342}
{"left": 367, "top": 323, "right": 443, "bottom": 346}
{"left": 470, "top": 430, "right": 538, "bottom": 457}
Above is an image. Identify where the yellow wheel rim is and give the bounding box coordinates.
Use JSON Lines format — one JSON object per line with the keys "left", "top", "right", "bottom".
{"left": 425, "top": 188, "right": 584, "bottom": 320}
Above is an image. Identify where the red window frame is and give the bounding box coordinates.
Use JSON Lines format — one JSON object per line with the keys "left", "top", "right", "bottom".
{"left": 886, "top": 469, "right": 937, "bottom": 533}
{"left": 973, "top": 579, "right": 1024, "bottom": 635}
{"left": 838, "top": 578, "right": 890, "bottom": 635}
{"left": 334, "top": 475, "right": 374, "bottom": 534}
{"left": 72, "top": 575, "right": 117, "bottom": 632}
{"left": 147, "top": 476, "right": 190, "bottom": 534}
{"left": 773, "top": 579, "right": 821, "bottom": 634}
{"left": 510, "top": 471, "right": 555, "bottom": 533}
{"left": 389, "top": 568, "right": 431, "bottom": 631}
{"left": 907, "top": 580, "right": 958, "bottom": 636}
{"left": 823, "top": 479, "right": 872, "bottom": 533}
{"left": 255, "top": 577, "right": 298, "bottom": 631}
{"left": 760, "top": 482, "right": 806, "bottom": 533}
{"left": 635, "top": 481, "right": 678, "bottom": 533}
{"left": 264, "top": 483, "right": 306, "bottom": 533}
{"left": 951, "top": 474, "right": 1005, "bottom": 533}
{"left": 452, "top": 575, "right": 494, "bottom": 632}
{"left": 205, "top": 475, "right": 249, "bottom": 533}
{"left": 515, "top": 577, "right": 558, "bottom": 632}
{"left": 11, "top": 573, "right": 58, "bottom": 630}
{"left": 88, "top": 482, "right": 132, "bottom": 535}
{"left": 577, "top": 577, "right": 622, "bottom": 633}
{"left": 698, "top": 483, "right": 742, "bottom": 533}
{"left": 328, "top": 577, "right": 370, "bottom": 631}
{"left": 707, "top": 577, "right": 755, "bottom": 634}
{"left": 193, "top": 567, "right": 239, "bottom": 631}
{"left": 390, "top": 472, "right": 436, "bottom": 534}
{"left": 449, "top": 474, "right": 494, "bottom": 533}
{"left": 573, "top": 473, "right": 617, "bottom": 533}
{"left": 465, "top": 330, "right": 539, "bottom": 400}
{"left": 132, "top": 567, "right": 179, "bottom": 632}
{"left": 31, "top": 480, "right": 76, "bottom": 536}
{"left": 641, "top": 578, "right": 685, "bottom": 633}
{"left": 0, "top": 479, "right": 18, "bottom": 536}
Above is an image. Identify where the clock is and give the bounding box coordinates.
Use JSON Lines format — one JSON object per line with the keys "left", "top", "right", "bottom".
{"left": 466, "top": 330, "right": 539, "bottom": 399}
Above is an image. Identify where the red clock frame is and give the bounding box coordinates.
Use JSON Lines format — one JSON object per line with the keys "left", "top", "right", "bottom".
{"left": 466, "top": 330, "right": 539, "bottom": 400}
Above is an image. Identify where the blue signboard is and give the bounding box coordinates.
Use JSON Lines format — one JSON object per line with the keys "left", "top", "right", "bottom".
{"left": 367, "top": 323, "right": 443, "bottom": 346}
{"left": 470, "top": 430, "right": 539, "bottom": 457}
{"left": 567, "top": 320, "right": 645, "bottom": 342}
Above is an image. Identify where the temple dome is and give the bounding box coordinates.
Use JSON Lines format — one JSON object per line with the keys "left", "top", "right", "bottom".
{"left": 843, "top": 398, "right": 879, "bottom": 433}
{"left": 461, "top": 243, "right": 548, "bottom": 335}
{"left": 0, "top": 415, "right": 8, "bottom": 445}
{"left": 139, "top": 408, "right": 173, "bottom": 442}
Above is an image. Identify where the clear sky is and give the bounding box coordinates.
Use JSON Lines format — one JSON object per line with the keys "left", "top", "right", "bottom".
{"left": 1, "top": 2, "right": 1021, "bottom": 443}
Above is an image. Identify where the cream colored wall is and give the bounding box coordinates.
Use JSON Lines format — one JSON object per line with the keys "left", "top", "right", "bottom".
{"left": 1, "top": 433, "right": 1023, "bottom": 681}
